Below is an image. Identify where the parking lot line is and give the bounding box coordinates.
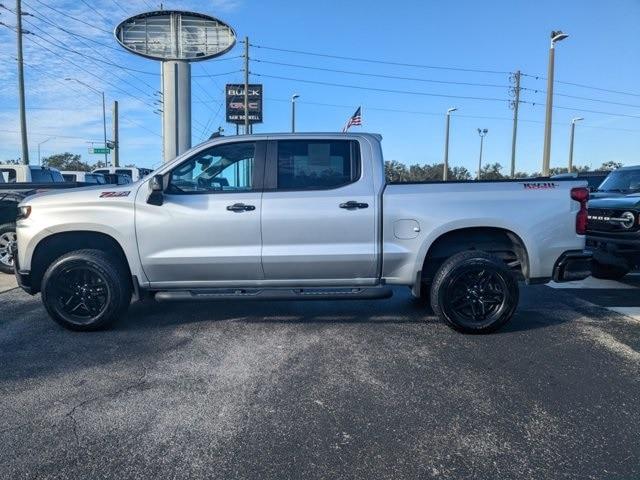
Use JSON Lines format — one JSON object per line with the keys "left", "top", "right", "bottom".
{"left": 0, "top": 275, "right": 17, "bottom": 293}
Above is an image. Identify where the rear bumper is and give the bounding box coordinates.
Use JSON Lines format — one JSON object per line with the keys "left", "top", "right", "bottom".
{"left": 552, "top": 250, "right": 592, "bottom": 282}
{"left": 11, "top": 244, "right": 33, "bottom": 294}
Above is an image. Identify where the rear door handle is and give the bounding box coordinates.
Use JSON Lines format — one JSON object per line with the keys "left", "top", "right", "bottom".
{"left": 339, "top": 200, "right": 369, "bottom": 210}
{"left": 226, "top": 203, "right": 255, "bottom": 212}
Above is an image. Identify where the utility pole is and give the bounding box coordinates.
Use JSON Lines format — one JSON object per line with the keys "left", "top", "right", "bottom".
{"left": 243, "top": 36, "right": 249, "bottom": 135}
{"left": 509, "top": 70, "right": 521, "bottom": 178}
{"left": 16, "top": 0, "right": 29, "bottom": 164}
{"left": 477, "top": 128, "right": 488, "bottom": 180}
{"left": 112, "top": 100, "right": 119, "bottom": 167}
{"left": 542, "top": 30, "right": 569, "bottom": 176}
{"left": 568, "top": 117, "right": 583, "bottom": 173}
{"left": 443, "top": 107, "right": 457, "bottom": 181}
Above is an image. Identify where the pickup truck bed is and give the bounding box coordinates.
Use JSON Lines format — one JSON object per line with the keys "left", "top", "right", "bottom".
{"left": 13, "top": 133, "right": 591, "bottom": 333}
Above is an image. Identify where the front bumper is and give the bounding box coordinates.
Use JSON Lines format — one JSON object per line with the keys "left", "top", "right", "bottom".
{"left": 11, "top": 244, "right": 33, "bottom": 294}
{"left": 553, "top": 250, "right": 592, "bottom": 282}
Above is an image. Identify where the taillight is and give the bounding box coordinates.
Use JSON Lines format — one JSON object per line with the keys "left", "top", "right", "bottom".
{"left": 571, "top": 187, "right": 589, "bottom": 235}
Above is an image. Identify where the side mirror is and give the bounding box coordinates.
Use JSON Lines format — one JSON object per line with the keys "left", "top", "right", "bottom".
{"left": 147, "top": 174, "right": 164, "bottom": 206}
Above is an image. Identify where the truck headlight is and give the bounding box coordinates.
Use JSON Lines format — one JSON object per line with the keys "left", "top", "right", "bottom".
{"left": 17, "top": 206, "right": 31, "bottom": 220}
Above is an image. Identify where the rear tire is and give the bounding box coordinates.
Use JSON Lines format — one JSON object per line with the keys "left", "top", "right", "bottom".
{"left": 430, "top": 251, "right": 519, "bottom": 334}
{"left": 41, "top": 249, "right": 131, "bottom": 331}
{"left": 591, "top": 260, "right": 629, "bottom": 280}
{"left": 0, "top": 223, "right": 17, "bottom": 274}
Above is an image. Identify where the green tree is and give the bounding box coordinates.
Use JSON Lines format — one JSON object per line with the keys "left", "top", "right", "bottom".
{"left": 479, "top": 163, "right": 505, "bottom": 180}
{"left": 1, "top": 158, "right": 21, "bottom": 165}
{"left": 599, "top": 161, "right": 623, "bottom": 171}
{"left": 42, "top": 153, "right": 91, "bottom": 171}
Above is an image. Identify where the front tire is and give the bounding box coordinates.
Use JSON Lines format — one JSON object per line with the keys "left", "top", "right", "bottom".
{"left": 41, "top": 249, "right": 131, "bottom": 331}
{"left": 0, "top": 223, "right": 17, "bottom": 274}
{"left": 430, "top": 251, "right": 519, "bottom": 334}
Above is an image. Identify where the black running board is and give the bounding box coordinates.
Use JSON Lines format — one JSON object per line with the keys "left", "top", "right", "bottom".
{"left": 154, "top": 286, "right": 393, "bottom": 302}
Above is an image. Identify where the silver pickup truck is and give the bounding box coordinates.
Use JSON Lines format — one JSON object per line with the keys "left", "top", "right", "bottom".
{"left": 13, "top": 133, "right": 591, "bottom": 333}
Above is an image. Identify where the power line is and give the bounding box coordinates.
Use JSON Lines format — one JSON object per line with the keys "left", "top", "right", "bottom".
{"left": 29, "top": 0, "right": 112, "bottom": 34}
{"left": 252, "top": 72, "right": 512, "bottom": 103}
{"left": 522, "top": 72, "right": 640, "bottom": 99}
{"left": 78, "top": 0, "right": 111, "bottom": 23}
{"left": 522, "top": 86, "right": 640, "bottom": 109}
{"left": 24, "top": 35, "right": 157, "bottom": 108}
{"left": 21, "top": 18, "right": 158, "bottom": 98}
{"left": 252, "top": 58, "right": 510, "bottom": 89}
{"left": 264, "top": 97, "right": 640, "bottom": 132}
{"left": 250, "top": 43, "right": 511, "bottom": 75}
{"left": 22, "top": 3, "right": 125, "bottom": 53}
{"left": 24, "top": 27, "right": 158, "bottom": 77}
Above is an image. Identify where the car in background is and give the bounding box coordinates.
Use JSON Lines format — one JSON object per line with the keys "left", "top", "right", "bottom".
{"left": 92, "top": 166, "right": 152, "bottom": 182}
{"left": 551, "top": 170, "right": 609, "bottom": 193}
{"left": 0, "top": 164, "right": 65, "bottom": 184}
{"left": 587, "top": 194, "right": 640, "bottom": 279}
{"left": 589, "top": 165, "right": 640, "bottom": 199}
{"left": 61, "top": 171, "right": 108, "bottom": 184}
{"left": 102, "top": 173, "right": 132, "bottom": 185}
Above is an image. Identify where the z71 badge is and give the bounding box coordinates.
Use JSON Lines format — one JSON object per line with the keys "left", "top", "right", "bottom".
{"left": 99, "top": 191, "right": 131, "bottom": 198}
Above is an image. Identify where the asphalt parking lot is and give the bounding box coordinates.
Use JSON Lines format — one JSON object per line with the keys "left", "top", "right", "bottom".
{"left": 1, "top": 277, "right": 639, "bottom": 479}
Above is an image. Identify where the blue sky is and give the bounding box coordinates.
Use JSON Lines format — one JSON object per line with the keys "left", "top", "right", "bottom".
{"left": 0, "top": 0, "right": 639, "bottom": 174}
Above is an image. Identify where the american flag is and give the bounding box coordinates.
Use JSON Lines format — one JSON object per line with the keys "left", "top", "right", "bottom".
{"left": 342, "top": 107, "right": 362, "bottom": 132}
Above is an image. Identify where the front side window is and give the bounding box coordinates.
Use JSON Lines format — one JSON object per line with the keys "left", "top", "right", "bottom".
{"left": 168, "top": 142, "right": 255, "bottom": 194}
{"left": 276, "top": 140, "right": 360, "bottom": 190}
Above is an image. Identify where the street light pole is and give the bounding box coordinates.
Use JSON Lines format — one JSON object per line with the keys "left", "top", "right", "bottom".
{"left": 101, "top": 91, "right": 108, "bottom": 166}
{"left": 568, "top": 117, "right": 583, "bottom": 173}
{"left": 291, "top": 94, "right": 300, "bottom": 133}
{"left": 443, "top": 107, "right": 457, "bottom": 181}
{"left": 37, "top": 137, "right": 53, "bottom": 165}
{"left": 477, "top": 128, "right": 488, "bottom": 180}
{"left": 541, "top": 30, "right": 569, "bottom": 176}
{"left": 65, "top": 78, "right": 108, "bottom": 166}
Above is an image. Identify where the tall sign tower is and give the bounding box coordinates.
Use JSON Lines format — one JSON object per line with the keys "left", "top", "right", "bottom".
{"left": 115, "top": 11, "right": 236, "bottom": 162}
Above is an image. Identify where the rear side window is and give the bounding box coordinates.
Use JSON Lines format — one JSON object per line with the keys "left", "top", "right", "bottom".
{"left": 94, "top": 169, "right": 109, "bottom": 175}
{"left": 0, "top": 169, "right": 16, "bottom": 183}
{"left": 30, "top": 168, "right": 53, "bottom": 182}
{"left": 62, "top": 174, "right": 76, "bottom": 182}
{"left": 116, "top": 169, "right": 133, "bottom": 177}
{"left": 276, "top": 140, "right": 360, "bottom": 190}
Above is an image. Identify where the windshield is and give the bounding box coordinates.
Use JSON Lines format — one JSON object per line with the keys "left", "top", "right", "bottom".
{"left": 598, "top": 170, "right": 640, "bottom": 193}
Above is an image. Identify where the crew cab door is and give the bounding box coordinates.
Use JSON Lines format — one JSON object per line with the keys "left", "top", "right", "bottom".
{"left": 261, "top": 138, "right": 378, "bottom": 283}
{"left": 136, "top": 141, "right": 265, "bottom": 286}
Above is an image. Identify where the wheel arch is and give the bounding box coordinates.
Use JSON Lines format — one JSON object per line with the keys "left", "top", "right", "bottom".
{"left": 419, "top": 226, "right": 530, "bottom": 284}
{"left": 30, "top": 231, "right": 133, "bottom": 294}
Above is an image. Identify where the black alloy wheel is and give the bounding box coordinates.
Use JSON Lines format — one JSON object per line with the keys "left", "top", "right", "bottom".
{"left": 431, "top": 251, "right": 519, "bottom": 334}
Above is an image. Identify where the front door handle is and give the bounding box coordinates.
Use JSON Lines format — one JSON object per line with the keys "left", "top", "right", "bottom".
{"left": 339, "top": 200, "right": 369, "bottom": 210}
{"left": 226, "top": 203, "right": 255, "bottom": 212}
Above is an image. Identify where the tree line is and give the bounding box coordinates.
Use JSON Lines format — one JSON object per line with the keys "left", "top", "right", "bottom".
{"left": 384, "top": 160, "right": 624, "bottom": 182}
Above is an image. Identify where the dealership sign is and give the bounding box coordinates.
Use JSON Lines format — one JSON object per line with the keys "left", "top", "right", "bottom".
{"left": 226, "top": 84, "right": 263, "bottom": 124}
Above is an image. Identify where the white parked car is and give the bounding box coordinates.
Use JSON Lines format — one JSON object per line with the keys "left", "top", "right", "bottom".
{"left": 14, "top": 133, "right": 591, "bottom": 333}
{"left": 0, "top": 164, "right": 65, "bottom": 183}
{"left": 92, "top": 166, "right": 152, "bottom": 183}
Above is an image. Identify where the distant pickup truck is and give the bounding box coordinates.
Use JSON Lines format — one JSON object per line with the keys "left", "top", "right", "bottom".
{"left": 0, "top": 164, "right": 65, "bottom": 184}
{"left": 92, "top": 166, "right": 152, "bottom": 183}
{"left": 13, "top": 133, "right": 591, "bottom": 333}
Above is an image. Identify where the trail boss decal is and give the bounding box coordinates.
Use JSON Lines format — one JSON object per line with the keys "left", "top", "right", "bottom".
{"left": 99, "top": 191, "right": 130, "bottom": 198}
{"left": 522, "top": 182, "right": 557, "bottom": 190}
